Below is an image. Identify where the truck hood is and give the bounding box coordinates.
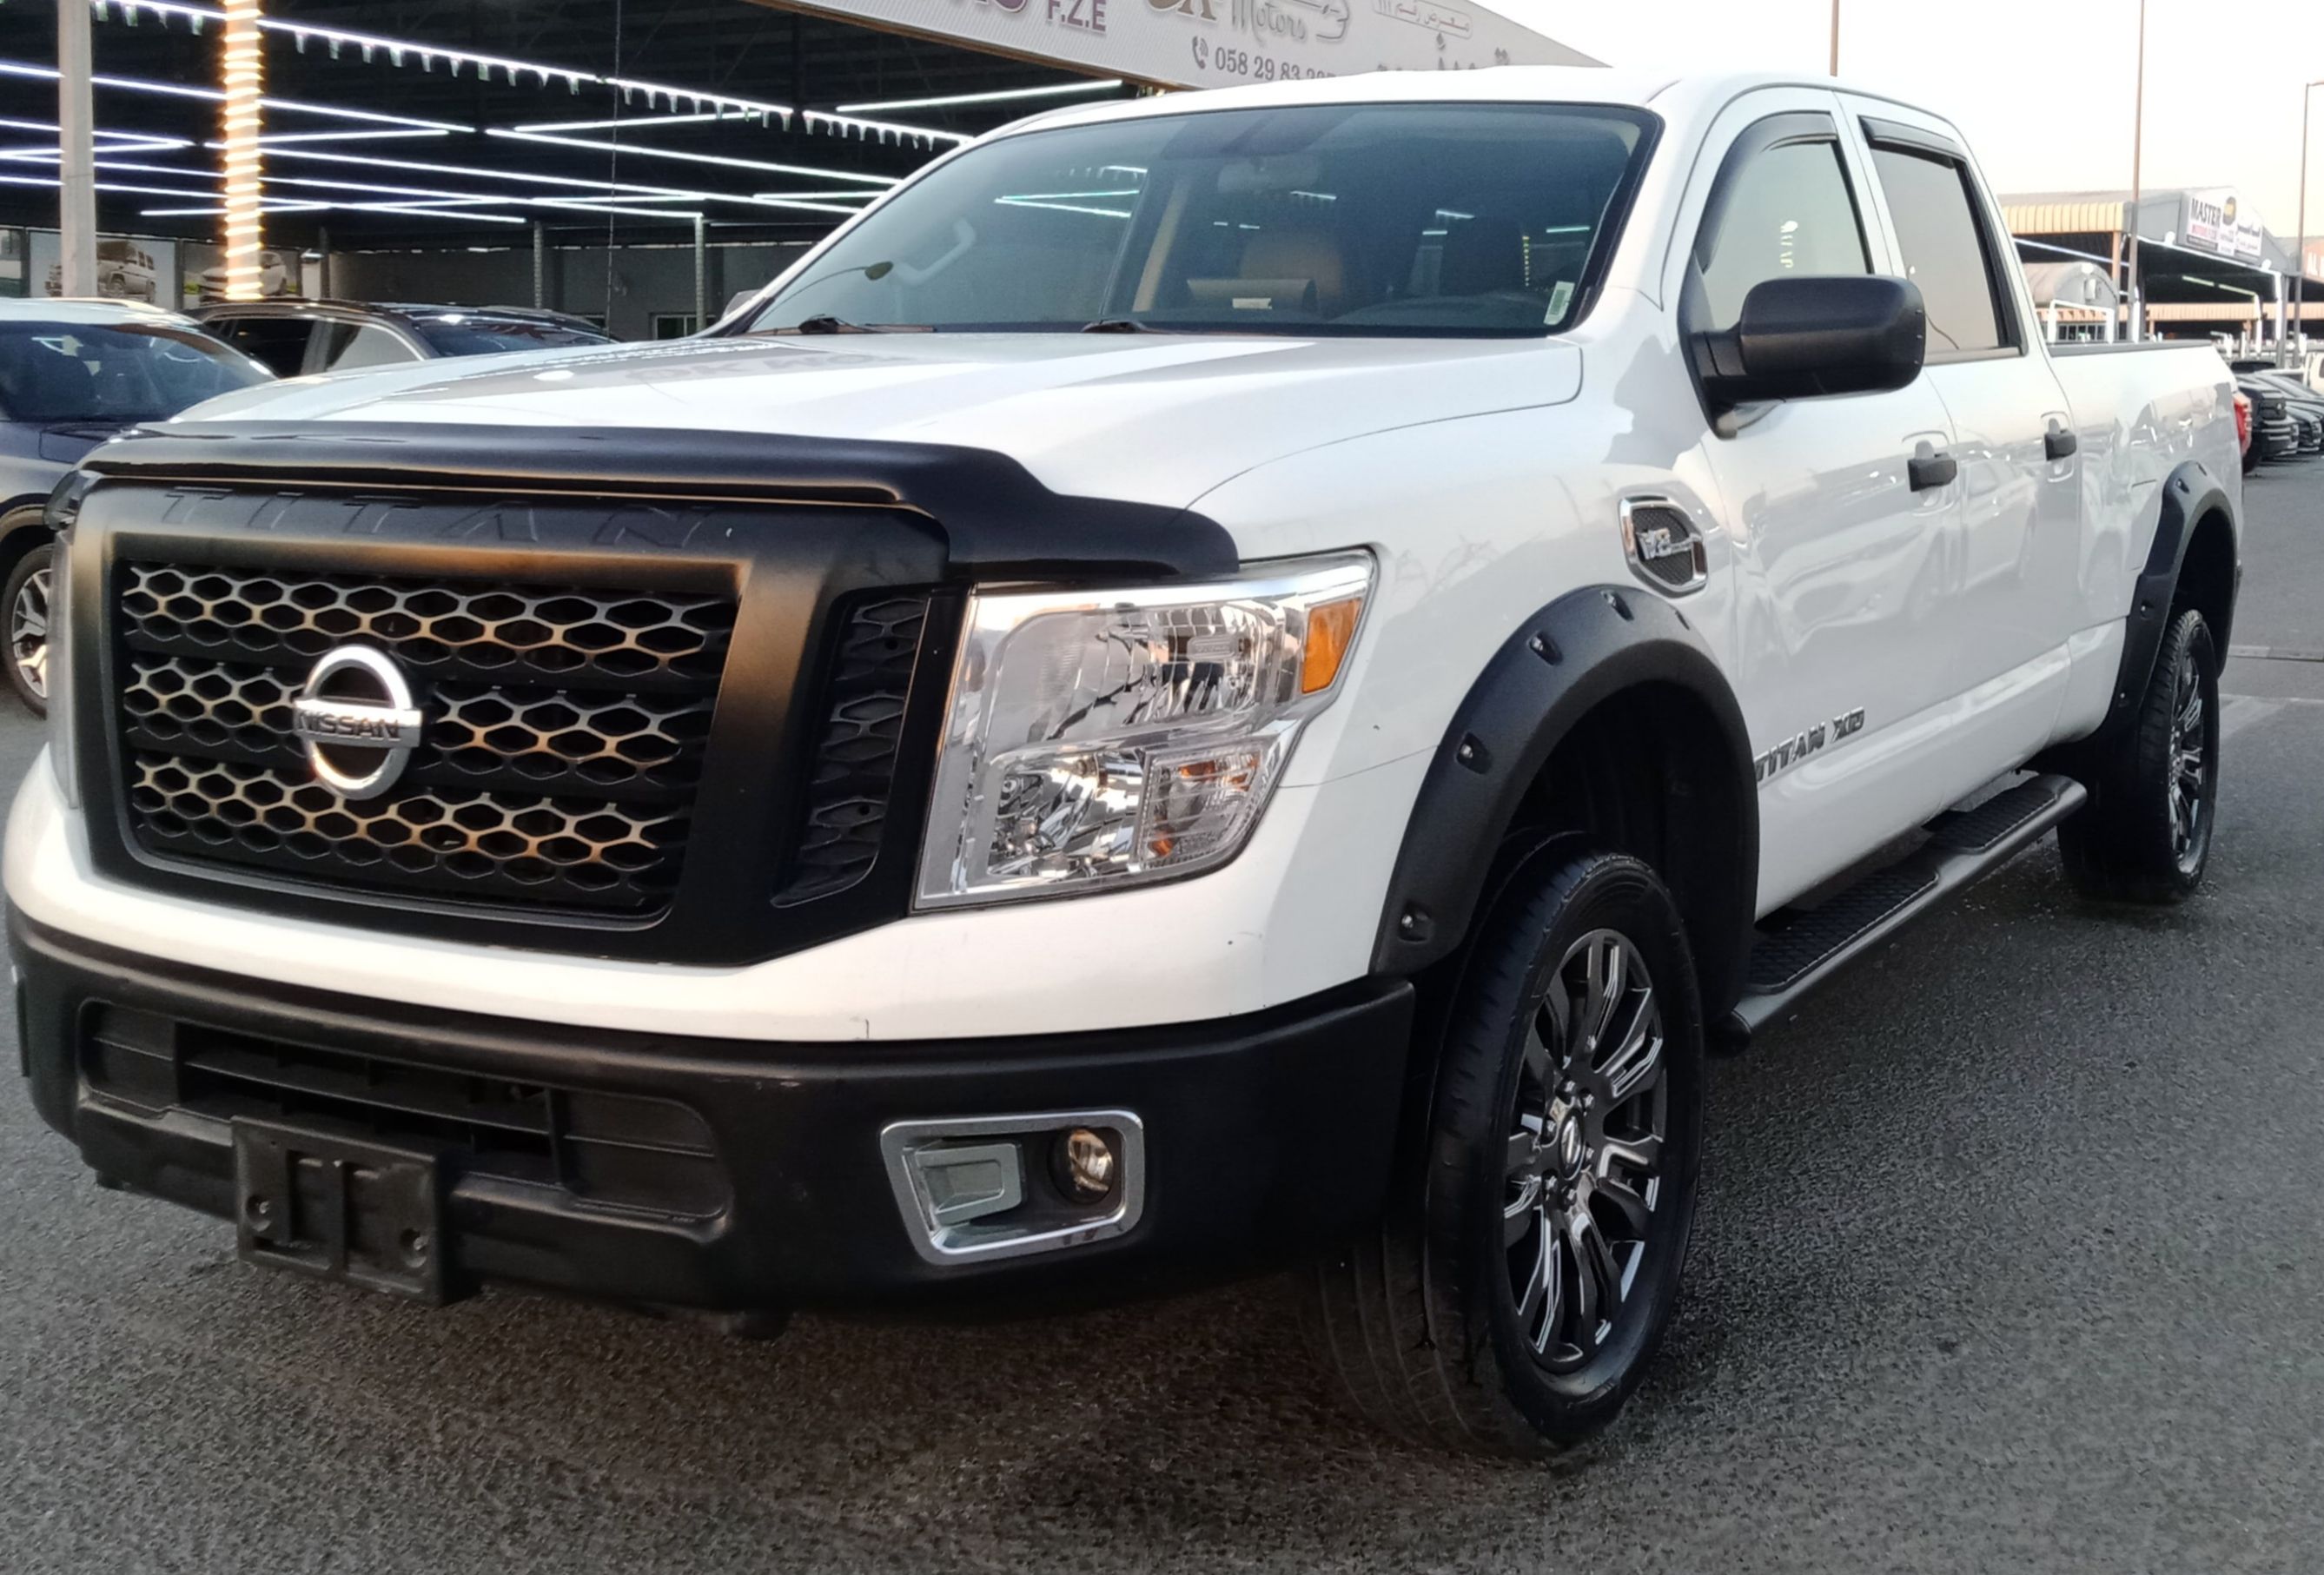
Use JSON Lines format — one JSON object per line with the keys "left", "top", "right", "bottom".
{"left": 172, "top": 332, "right": 1583, "bottom": 508}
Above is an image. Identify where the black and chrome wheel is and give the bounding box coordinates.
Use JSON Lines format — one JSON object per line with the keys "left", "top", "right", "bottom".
{"left": 3, "top": 539, "right": 54, "bottom": 718}
{"left": 2163, "top": 632, "right": 2213, "bottom": 875}
{"left": 2061, "top": 606, "right": 2221, "bottom": 903}
{"left": 1307, "top": 846, "right": 1704, "bottom": 1455}
{"left": 1503, "top": 929, "right": 1670, "bottom": 1373}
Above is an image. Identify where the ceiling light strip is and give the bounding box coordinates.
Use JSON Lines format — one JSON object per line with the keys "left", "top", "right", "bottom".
{"left": 0, "top": 58, "right": 468, "bottom": 131}
{"left": 834, "top": 78, "right": 1124, "bottom": 113}
{"left": 261, "top": 144, "right": 872, "bottom": 217}
{"left": 487, "top": 128, "right": 899, "bottom": 191}
{"left": 86, "top": 4, "right": 967, "bottom": 147}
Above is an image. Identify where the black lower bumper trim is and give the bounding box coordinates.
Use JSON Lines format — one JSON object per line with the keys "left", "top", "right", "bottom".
{"left": 12, "top": 914, "right": 1414, "bottom": 1315}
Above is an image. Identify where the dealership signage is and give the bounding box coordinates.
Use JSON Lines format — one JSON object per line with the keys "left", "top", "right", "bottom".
{"left": 2179, "top": 189, "right": 2264, "bottom": 263}
{"left": 771, "top": 0, "right": 1594, "bottom": 89}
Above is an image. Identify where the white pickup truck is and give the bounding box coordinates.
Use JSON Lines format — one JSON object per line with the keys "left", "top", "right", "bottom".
{"left": 10, "top": 69, "right": 2240, "bottom": 1455}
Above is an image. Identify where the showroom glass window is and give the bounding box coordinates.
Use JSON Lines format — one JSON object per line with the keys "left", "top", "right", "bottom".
{"left": 744, "top": 104, "right": 1657, "bottom": 337}
{"left": 1695, "top": 136, "right": 1870, "bottom": 328}
{"left": 1870, "top": 146, "right": 2011, "bottom": 356}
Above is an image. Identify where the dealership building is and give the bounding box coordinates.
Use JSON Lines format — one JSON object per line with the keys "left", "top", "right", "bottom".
{"left": 2003, "top": 186, "right": 2324, "bottom": 348}
{"left": 1, "top": 0, "right": 1593, "bottom": 335}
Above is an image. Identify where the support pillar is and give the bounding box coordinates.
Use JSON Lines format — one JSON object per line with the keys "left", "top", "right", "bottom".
{"left": 56, "top": 0, "right": 98, "bottom": 296}
{"left": 218, "top": 0, "right": 266, "bottom": 301}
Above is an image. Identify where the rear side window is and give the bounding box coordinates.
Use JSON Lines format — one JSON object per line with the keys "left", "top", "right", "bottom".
{"left": 1870, "top": 147, "right": 2009, "bottom": 356}
{"left": 214, "top": 316, "right": 314, "bottom": 377}
{"left": 315, "top": 322, "right": 416, "bottom": 373}
{"left": 1696, "top": 138, "right": 1870, "bottom": 328}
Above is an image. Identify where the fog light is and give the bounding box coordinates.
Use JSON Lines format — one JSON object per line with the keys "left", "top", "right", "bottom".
{"left": 1055, "top": 1128, "right": 1117, "bottom": 1201}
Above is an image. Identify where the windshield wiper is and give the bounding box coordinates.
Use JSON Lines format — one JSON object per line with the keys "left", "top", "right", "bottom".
{"left": 1082, "top": 317, "right": 1164, "bottom": 334}
{"left": 757, "top": 314, "right": 931, "bottom": 335}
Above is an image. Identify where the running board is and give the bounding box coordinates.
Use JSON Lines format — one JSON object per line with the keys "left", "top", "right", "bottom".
{"left": 1717, "top": 773, "right": 2088, "bottom": 1050}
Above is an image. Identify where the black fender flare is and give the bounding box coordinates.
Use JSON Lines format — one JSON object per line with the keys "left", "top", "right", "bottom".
{"left": 2095, "top": 458, "right": 2235, "bottom": 742}
{"left": 1368, "top": 584, "right": 1759, "bottom": 1014}
{"left": 0, "top": 498, "right": 54, "bottom": 566}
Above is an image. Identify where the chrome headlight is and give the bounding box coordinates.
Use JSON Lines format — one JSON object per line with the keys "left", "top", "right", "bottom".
{"left": 915, "top": 552, "right": 1374, "bottom": 908}
{"left": 42, "top": 472, "right": 90, "bottom": 811}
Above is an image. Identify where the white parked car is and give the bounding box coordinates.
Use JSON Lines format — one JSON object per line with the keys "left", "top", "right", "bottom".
{"left": 10, "top": 69, "right": 2240, "bottom": 1454}
{"left": 43, "top": 239, "right": 159, "bottom": 304}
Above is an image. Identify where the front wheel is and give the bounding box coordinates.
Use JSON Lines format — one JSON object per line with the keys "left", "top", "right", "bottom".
{"left": 1306, "top": 848, "right": 1705, "bottom": 1455}
{"left": 4, "top": 539, "right": 54, "bottom": 718}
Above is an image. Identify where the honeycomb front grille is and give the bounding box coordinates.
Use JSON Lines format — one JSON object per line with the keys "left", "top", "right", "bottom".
{"left": 128, "top": 753, "right": 685, "bottom": 910}
{"left": 112, "top": 558, "right": 735, "bottom": 917}
{"left": 122, "top": 655, "right": 716, "bottom": 797}
{"left": 120, "top": 563, "right": 734, "bottom": 687}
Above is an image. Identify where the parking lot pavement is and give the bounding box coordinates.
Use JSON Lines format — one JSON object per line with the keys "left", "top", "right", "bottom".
{"left": 5, "top": 484, "right": 2324, "bottom": 1575}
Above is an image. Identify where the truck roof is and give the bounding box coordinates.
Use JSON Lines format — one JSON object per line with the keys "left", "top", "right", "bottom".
{"left": 1011, "top": 68, "right": 1916, "bottom": 132}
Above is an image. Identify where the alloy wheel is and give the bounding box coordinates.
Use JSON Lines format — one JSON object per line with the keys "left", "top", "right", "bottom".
{"left": 10, "top": 559, "right": 50, "bottom": 702}
{"left": 1503, "top": 928, "right": 1669, "bottom": 1372}
{"left": 2168, "top": 638, "right": 2208, "bottom": 873}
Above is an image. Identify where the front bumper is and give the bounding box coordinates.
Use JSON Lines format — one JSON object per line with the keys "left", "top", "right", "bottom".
{"left": 12, "top": 913, "right": 1414, "bottom": 1315}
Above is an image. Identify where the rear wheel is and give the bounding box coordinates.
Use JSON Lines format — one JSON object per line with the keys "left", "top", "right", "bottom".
{"left": 2059, "top": 606, "right": 2220, "bottom": 903}
{"left": 1306, "top": 847, "right": 1705, "bottom": 1455}
{"left": 4, "top": 538, "right": 54, "bottom": 718}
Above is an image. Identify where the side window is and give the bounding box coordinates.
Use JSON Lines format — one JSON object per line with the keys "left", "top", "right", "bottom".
{"left": 1695, "top": 136, "right": 1870, "bottom": 328}
{"left": 215, "top": 317, "right": 315, "bottom": 378}
{"left": 315, "top": 322, "right": 416, "bottom": 373}
{"left": 1868, "top": 146, "right": 2009, "bottom": 356}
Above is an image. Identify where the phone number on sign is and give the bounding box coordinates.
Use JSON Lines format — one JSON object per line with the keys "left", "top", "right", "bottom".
{"left": 1192, "top": 39, "right": 1335, "bottom": 81}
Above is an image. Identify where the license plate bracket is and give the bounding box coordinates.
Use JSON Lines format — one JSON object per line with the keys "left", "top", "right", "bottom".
{"left": 231, "top": 1118, "right": 454, "bottom": 1304}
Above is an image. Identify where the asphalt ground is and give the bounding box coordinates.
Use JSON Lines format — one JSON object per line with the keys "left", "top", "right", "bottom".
{"left": 3, "top": 472, "right": 2321, "bottom": 1574}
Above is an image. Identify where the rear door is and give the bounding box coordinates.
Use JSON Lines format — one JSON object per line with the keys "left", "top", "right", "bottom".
{"left": 1846, "top": 108, "right": 2082, "bottom": 681}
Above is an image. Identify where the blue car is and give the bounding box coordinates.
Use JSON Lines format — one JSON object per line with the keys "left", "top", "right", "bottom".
{"left": 0, "top": 300, "right": 271, "bottom": 713}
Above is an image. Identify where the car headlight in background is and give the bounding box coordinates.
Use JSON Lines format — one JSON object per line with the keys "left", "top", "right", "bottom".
{"left": 916, "top": 552, "right": 1374, "bottom": 909}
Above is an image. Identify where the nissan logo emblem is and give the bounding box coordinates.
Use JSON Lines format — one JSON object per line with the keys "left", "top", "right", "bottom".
{"left": 289, "top": 645, "right": 424, "bottom": 801}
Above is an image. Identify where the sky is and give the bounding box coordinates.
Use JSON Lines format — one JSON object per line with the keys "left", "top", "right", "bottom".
{"left": 1513, "top": 0, "right": 2324, "bottom": 242}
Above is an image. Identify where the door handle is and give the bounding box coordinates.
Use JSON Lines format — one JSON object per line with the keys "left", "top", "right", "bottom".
{"left": 1908, "top": 449, "right": 1957, "bottom": 492}
{"left": 2045, "top": 422, "right": 2079, "bottom": 460}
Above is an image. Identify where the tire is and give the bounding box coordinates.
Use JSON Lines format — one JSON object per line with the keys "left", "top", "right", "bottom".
{"left": 3, "top": 537, "right": 53, "bottom": 718}
{"left": 2058, "top": 606, "right": 2220, "bottom": 903}
{"left": 1305, "top": 847, "right": 1705, "bottom": 1455}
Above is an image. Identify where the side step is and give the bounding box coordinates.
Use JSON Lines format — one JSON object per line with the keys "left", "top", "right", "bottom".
{"left": 1717, "top": 773, "right": 2088, "bottom": 1050}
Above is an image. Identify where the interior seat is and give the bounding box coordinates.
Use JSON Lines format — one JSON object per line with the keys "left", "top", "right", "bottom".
{"left": 1239, "top": 225, "right": 1348, "bottom": 316}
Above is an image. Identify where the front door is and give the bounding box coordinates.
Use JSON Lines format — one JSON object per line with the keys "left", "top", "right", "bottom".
{"left": 1674, "top": 95, "right": 1969, "bottom": 909}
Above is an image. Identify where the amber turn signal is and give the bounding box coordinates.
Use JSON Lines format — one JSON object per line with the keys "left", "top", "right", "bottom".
{"left": 1301, "top": 596, "right": 1361, "bottom": 694}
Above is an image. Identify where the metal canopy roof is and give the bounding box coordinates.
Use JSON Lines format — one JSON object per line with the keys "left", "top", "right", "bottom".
{"left": 0, "top": 0, "right": 1137, "bottom": 248}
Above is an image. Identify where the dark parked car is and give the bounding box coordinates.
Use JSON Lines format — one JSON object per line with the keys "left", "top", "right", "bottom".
{"left": 191, "top": 300, "right": 613, "bottom": 378}
{"left": 0, "top": 300, "right": 271, "bottom": 713}
{"left": 2235, "top": 375, "right": 2301, "bottom": 471}
{"left": 2241, "top": 369, "right": 2324, "bottom": 456}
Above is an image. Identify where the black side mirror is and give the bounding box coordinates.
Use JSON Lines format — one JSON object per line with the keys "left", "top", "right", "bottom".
{"left": 1694, "top": 275, "right": 1927, "bottom": 409}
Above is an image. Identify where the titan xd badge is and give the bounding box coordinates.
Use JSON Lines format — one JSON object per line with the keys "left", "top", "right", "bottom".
{"left": 1754, "top": 707, "right": 1866, "bottom": 784}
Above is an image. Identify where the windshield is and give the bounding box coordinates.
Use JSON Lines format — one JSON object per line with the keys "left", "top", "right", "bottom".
{"left": 0, "top": 321, "right": 269, "bottom": 423}
{"left": 744, "top": 103, "right": 1654, "bottom": 338}
{"left": 410, "top": 316, "right": 615, "bottom": 355}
